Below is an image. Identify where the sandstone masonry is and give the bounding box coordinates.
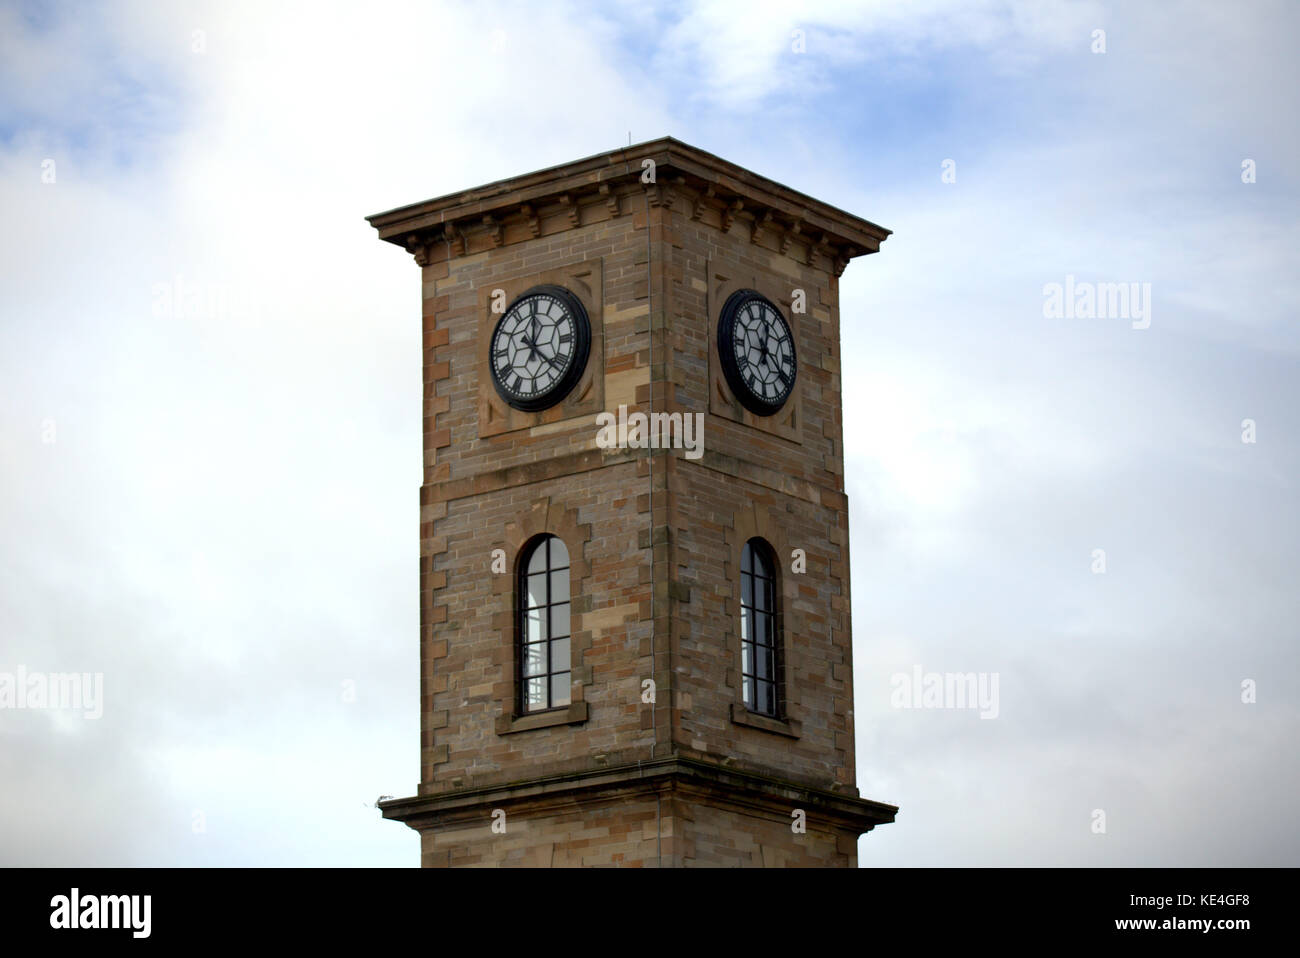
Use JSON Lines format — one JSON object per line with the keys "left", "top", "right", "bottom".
{"left": 367, "top": 138, "right": 897, "bottom": 867}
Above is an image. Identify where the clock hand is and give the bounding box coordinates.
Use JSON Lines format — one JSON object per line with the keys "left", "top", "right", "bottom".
{"left": 521, "top": 327, "right": 542, "bottom": 361}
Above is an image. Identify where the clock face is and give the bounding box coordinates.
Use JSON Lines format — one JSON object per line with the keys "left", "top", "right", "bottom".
{"left": 489, "top": 285, "right": 591, "bottom": 412}
{"left": 717, "top": 290, "right": 797, "bottom": 416}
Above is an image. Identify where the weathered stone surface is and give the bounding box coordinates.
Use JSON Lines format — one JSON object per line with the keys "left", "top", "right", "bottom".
{"left": 369, "top": 138, "right": 896, "bottom": 867}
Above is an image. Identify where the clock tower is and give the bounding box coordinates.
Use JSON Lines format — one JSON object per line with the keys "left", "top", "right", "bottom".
{"left": 368, "top": 138, "right": 897, "bottom": 866}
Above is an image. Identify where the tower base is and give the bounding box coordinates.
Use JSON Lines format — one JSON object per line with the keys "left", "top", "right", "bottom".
{"left": 380, "top": 756, "right": 897, "bottom": 867}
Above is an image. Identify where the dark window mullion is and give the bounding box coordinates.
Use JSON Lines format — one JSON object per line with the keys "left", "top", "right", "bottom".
{"left": 519, "top": 549, "right": 527, "bottom": 713}
{"left": 773, "top": 604, "right": 781, "bottom": 716}
{"left": 544, "top": 537, "right": 553, "bottom": 709}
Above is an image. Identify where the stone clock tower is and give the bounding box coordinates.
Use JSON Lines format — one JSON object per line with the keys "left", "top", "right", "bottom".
{"left": 367, "top": 138, "right": 897, "bottom": 867}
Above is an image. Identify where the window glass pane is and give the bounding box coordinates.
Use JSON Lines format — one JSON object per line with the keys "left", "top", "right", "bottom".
{"left": 550, "top": 566, "right": 570, "bottom": 602}
{"left": 551, "top": 637, "right": 570, "bottom": 672}
{"left": 524, "top": 677, "right": 547, "bottom": 712}
{"left": 527, "top": 542, "right": 548, "bottom": 574}
{"left": 524, "top": 607, "right": 545, "bottom": 643}
{"left": 519, "top": 535, "right": 576, "bottom": 714}
{"left": 523, "top": 642, "right": 547, "bottom": 677}
{"left": 550, "top": 602, "right": 570, "bottom": 638}
{"left": 527, "top": 573, "right": 548, "bottom": 608}
{"left": 740, "top": 539, "right": 779, "bottom": 716}
{"left": 550, "top": 672, "right": 571, "bottom": 707}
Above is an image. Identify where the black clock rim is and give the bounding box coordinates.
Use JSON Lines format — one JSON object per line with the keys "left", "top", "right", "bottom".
{"left": 489, "top": 284, "right": 592, "bottom": 413}
{"left": 717, "top": 289, "right": 796, "bottom": 417}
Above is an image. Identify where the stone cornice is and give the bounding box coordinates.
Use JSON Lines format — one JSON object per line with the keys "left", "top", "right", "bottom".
{"left": 366, "top": 137, "right": 891, "bottom": 275}
{"left": 378, "top": 755, "right": 898, "bottom": 835}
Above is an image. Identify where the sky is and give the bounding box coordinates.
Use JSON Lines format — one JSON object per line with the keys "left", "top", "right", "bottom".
{"left": 1, "top": 0, "right": 1296, "bottom": 867}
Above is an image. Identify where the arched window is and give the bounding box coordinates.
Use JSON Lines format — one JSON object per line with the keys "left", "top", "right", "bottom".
{"left": 518, "top": 535, "right": 571, "bottom": 714}
{"left": 741, "top": 538, "right": 780, "bottom": 717}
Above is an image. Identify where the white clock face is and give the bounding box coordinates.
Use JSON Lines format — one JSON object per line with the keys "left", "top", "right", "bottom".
{"left": 725, "top": 295, "right": 796, "bottom": 411}
{"left": 490, "top": 287, "right": 589, "bottom": 411}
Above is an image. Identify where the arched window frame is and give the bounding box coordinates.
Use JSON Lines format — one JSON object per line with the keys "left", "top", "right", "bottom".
{"left": 740, "top": 537, "right": 783, "bottom": 718}
{"left": 516, "top": 534, "right": 572, "bottom": 715}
